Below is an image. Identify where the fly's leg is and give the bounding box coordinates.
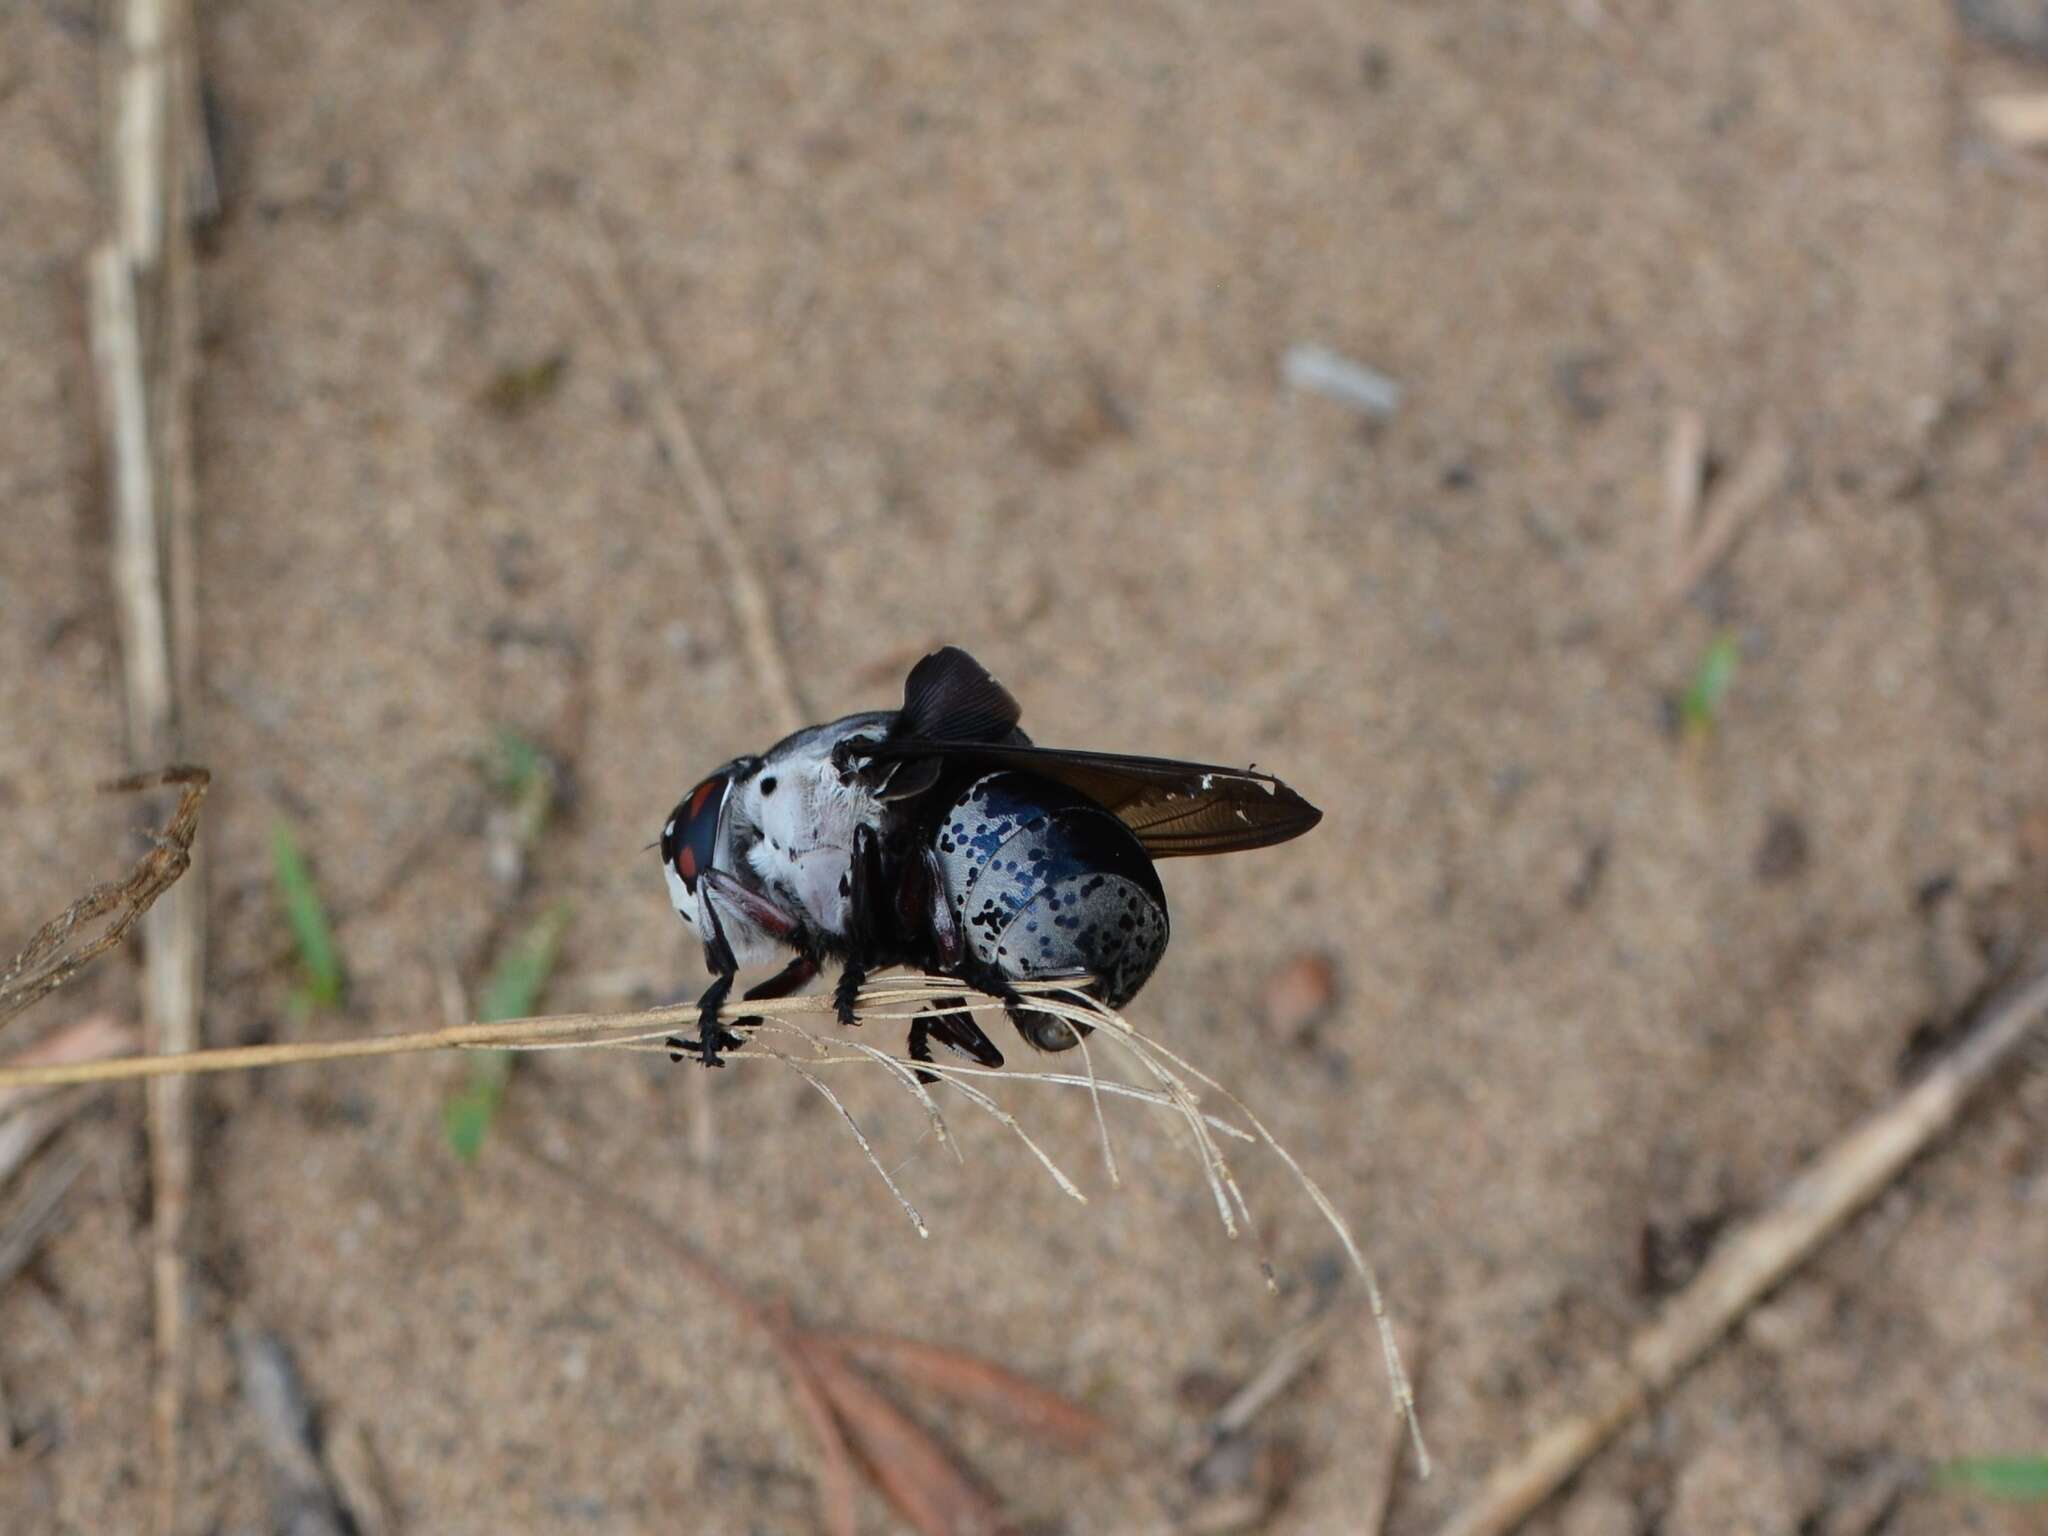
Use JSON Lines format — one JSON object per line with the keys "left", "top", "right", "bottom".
{"left": 907, "top": 1015, "right": 937, "bottom": 1084}
{"left": 717, "top": 953, "right": 822, "bottom": 1036}
{"left": 905, "top": 998, "right": 1005, "bottom": 1084}
{"left": 667, "top": 970, "right": 745, "bottom": 1068}
{"left": 834, "top": 823, "right": 891, "bottom": 1030}
{"left": 833, "top": 964, "right": 867, "bottom": 1030}
{"left": 665, "top": 877, "right": 802, "bottom": 1068}
{"left": 742, "top": 954, "right": 820, "bottom": 1003}
{"left": 900, "top": 850, "right": 1010, "bottom": 1078}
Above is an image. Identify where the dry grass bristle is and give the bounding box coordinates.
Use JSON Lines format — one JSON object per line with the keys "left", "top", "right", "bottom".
{"left": 0, "top": 971, "right": 1426, "bottom": 1473}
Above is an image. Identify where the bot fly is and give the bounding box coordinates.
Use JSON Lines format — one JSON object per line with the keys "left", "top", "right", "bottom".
{"left": 658, "top": 647, "right": 1321, "bottom": 1075}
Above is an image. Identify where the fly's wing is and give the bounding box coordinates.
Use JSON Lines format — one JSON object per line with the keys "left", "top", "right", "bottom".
{"left": 896, "top": 646, "right": 1024, "bottom": 744}
{"left": 865, "top": 646, "right": 1029, "bottom": 803}
{"left": 849, "top": 737, "right": 1322, "bottom": 857}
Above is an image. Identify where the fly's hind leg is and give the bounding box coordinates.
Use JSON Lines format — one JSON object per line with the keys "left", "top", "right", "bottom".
{"left": 906, "top": 997, "right": 1004, "bottom": 1084}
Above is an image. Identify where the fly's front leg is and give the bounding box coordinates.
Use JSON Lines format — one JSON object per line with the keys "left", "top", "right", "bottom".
{"left": 667, "top": 959, "right": 745, "bottom": 1068}
{"left": 665, "top": 875, "right": 802, "bottom": 1068}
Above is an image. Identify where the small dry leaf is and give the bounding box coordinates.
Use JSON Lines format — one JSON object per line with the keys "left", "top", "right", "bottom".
{"left": 827, "top": 1331, "right": 1114, "bottom": 1457}
{"left": 776, "top": 1345, "right": 861, "bottom": 1536}
{"left": 1263, "top": 951, "right": 1339, "bottom": 1041}
{"left": 797, "top": 1338, "right": 1015, "bottom": 1536}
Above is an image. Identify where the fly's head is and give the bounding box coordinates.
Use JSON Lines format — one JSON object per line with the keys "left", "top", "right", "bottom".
{"left": 659, "top": 756, "right": 758, "bottom": 932}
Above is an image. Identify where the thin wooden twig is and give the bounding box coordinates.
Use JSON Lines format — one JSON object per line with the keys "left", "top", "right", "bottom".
{"left": 232, "top": 1325, "right": 353, "bottom": 1536}
{"left": 1977, "top": 92, "right": 2048, "bottom": 151}
{"left": 583, "top": 224, "right": 812, "bottom": 1175}
{"left": 1661, "top": 408, "right": 1707, "bottom": 573}
{"left": 582, "top": 212, "right": 807, "bottom": 730}
{"left": 1435, "top": 963, "right": 2048, "bottom": 1536}
{"left": 1201, "top": 1305, "right": 1356, "bottom": 1444}
{"left": 1659, "top": 427, "right": 1791, "bottom": 614}
{"left": 94, "top": 6, "right": 207, "bottom": 1525}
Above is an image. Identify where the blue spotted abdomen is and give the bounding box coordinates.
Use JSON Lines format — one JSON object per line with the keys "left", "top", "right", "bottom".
{"left": 931, "top": 772, "right": 1169, "bottom": 1023}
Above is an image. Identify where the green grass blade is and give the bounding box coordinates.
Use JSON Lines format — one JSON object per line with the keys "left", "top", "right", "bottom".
{"left": 444, "top": 1050, "right": 512, "bottom": 1163}
{"left": 485, "top": 727, "right": 549, "bottom": 800}
{"left": 444, "top": 903, "right": 570, "bottom": 1162}
{"left": 1937, "top": 1457, "right": 2048, "bottom": 1502}
{"left": 477, "top": 903, "right": 570, "bottom": 1024}
{"left": 1679, "top": 630, "right": 1741, "bottom": 739}
{"left": 484, "top": 727, "right": 559, "bottom": 855}
{"left": 270, "top": 821, "right": 344, "bottom": 1009}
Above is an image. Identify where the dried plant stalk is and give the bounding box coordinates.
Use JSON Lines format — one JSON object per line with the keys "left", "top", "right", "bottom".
{"left": 0, "top": 973, "right": 1427, "bottom": 1497}
{"left": 582, "top": 212, "right": 807, "bottom": 730}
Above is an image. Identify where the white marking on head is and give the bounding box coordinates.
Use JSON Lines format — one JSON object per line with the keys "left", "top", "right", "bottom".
{"left": 662, "top": 855, "right": 699, "bottom": 926}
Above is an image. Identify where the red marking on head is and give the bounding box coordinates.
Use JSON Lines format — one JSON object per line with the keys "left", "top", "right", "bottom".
{"left": 676, "top": 844, "right": 698, "bottom": 882}
{"left": 690, "top": 777, "right": 721, "bottom": 818}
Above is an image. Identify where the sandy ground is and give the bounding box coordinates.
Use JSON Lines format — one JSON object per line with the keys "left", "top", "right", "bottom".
{"left": 4, "top": 1, "right": 2048, "bottom": 1532}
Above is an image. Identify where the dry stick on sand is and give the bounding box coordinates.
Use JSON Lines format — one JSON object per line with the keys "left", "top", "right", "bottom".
{"left": 1660, "top": 408, "right": 1707, "bottom": 570}
{"left": 1658, "top": 422, "right": 1792, "bottom": 615}
{"left": 232, "top": 1325, "right": 357, "bottom": 1536}
{"left": 581, "top": 208, "right": 809, "bottom": 1173}
{"left": 1976, "top": 92, "right": 2048, "bottom": 151}
{"left": 582, "top": 212, "right": 807, "bottom": 733}
{"left": 1434, "top": 962, "right": 2048, "bottom": 1536}
{"left": 92, "top": 3, "right": 208, "bottom": 1529}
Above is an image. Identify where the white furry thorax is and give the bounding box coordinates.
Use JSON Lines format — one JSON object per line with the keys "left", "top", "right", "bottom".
{"left": 727, "top": 713, "right": 890, "bottom": 941}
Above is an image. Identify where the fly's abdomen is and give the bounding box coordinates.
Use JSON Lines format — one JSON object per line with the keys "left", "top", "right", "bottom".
{"left": 932, "top": 772, "right": 1169, "bottom": 1021}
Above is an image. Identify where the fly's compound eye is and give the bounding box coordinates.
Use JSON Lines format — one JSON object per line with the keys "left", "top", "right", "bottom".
{"left": 661, "top": 771, "right": 728, "bottom": 895}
